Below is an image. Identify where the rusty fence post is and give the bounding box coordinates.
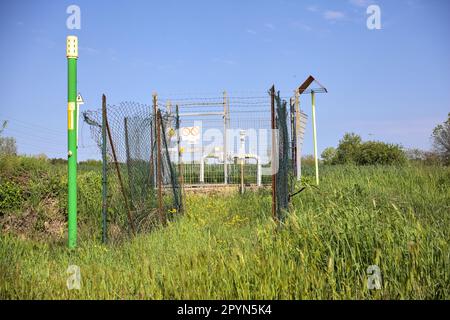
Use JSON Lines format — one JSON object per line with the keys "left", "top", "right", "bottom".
{"left": 124, "top": 117, "right": 134, "bottom": 204}
{"left": 156, "top": 110, "right": 165, "bottom": 224}
{"left": 101, "top": 94, "right": 108, "bottom": 243}
{"left": 270, "top": 85, "right": 278, "bottom": 222}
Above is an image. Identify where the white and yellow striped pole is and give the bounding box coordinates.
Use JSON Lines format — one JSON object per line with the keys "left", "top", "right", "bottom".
{"left": 311, "top": 91, "right": 319, "bottom": 185}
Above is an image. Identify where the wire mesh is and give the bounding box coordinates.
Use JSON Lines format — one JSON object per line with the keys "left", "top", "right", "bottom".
{"left": 83, "top": 102, "right": 181, "bottom": 242}
{"left": 158, "top": 93, "right": 278, "bottom": 186}
{"left": 83, "top": 90, "right": 306, "bottom": 233}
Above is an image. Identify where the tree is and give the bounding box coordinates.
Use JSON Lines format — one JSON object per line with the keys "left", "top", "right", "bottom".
{"left": 321, "top": 147, "right": 336, "bottom": 165}
{"left": 333, "top": 133, "right": 362, "bottom": 164}
{"left": 0, "top": 121, "right": 17, "bottom": 156}
{"left": 432, "top": 113, "right": 450, "bottom": 165}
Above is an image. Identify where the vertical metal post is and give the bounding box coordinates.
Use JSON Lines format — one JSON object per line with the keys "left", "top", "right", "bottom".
{"left": 257, "top": 159, "right": 261, "bottom": 187}
{"left": 295, "top": 90, "right": 301, "bottom": 181}
{"left": 191, "top": 143, "right": 194, "bottom": 172}
{"left": 152, "top": 93, "right": 158, "bottom": 188}
{"left": 239, "top": 130, "right": 245, "bottom": 194}
{"left": 311, "top": 91, "right": 319, "bottom": 185}
{"left": 223, "top": 91, "right": 228, "bottom": 184}
{"left": 101, "top": 94, "right": 108, "bottom": 244}
{"left": 240, "top": 158, "right": 244, "bottom": 194}
{"left": 156, "top": 111, "right": 165, "bottom": 224}
{"left": 66, "top": 36, "right": 78, "bottom": 248}
{"left": 290, "top": 98, "right": 296, "bottom": 176}
{"left": 176, "top": 105, "right": 184, "bottom": 212}
{"left": 270, "top": 85, "right": 277, "bottom": 221}
{"left": 200, "top": 156, "right": 205, "bottom": 183}
{"left": 124, "top": 117, "right": 133, "bottom": 200}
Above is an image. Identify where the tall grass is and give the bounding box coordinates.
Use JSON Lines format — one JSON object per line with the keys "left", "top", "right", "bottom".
{"left": 0, "top": 161, "right": 449, "bottom": 299}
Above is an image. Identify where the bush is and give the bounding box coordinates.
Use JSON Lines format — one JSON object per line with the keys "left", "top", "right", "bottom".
{"left": 0, "top": 121, "right": 17, "bottom": 156}
{"left": 0, "top": 180, "right": 23, "bottom": 212}
{"left": 432, "top": 113, "right": 450, "bottom": 165}
{"left": 77, "top": 171, "right": 102, "bottom": 223}
{"left": 405, "top": 148, "right": 444, "bottom": 166}
{"left": 356, "top": 141, "right": 406, "bottom": 165}
{"left": 301, "top": 155, "right": 316, "bottom": 166}
{"left": 328, "top": 132, "right": 406, "bottom": 166}
{"left": 321, "top": 147, "right": 336, "bottom": 165}
{"left": 333, "top": 133, "right": 362, "bottom": 164}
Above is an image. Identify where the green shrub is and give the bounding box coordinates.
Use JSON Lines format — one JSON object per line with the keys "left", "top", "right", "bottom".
{"left": 333, "top": 133, "right": 362, "bottom": 164}
{"left": 432, "top": 112, "right": 450, "bottom": 165}
{"left": 329, "top": 132, "right": 406, "bottom": 166}
{"left": 0, "top": 180, "right": 23, "bottom": 212}
{"left": 301, "top": 155, "right": 316, "bottom": 166}
{"left": 356, "top": 141, "right": 407, "bottom": 165}
{"left": 321, "top": 147, "right": 336, "bottom": 165}
{"left": 0, "top": 155, "right": 52, "bottom": 179}
{"left": 77, "top": 171, "right": 102, "bottom": 223}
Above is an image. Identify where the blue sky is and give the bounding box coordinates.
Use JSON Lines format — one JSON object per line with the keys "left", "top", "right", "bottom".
{"left": 0, "top": 0, "right": 449, "bottom": 160}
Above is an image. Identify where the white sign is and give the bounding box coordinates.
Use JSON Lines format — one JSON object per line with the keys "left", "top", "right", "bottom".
{"left": 298, "top": 112, "right": 308, "bottom": 149}
{"left": 76, "top": 93, "right": 84, "bottom": 105}
{"left": 181, "top": 126, "right": 200, "bottom": 144}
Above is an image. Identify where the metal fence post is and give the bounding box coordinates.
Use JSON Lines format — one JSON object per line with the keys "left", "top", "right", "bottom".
{"left": 101, "top": 94, "right": 108, "bottom": 244}
{"left": 223, "top": 91, "right": 228, "bottom": 184}
{"left": 270, "top": 85, "right": 277, "bottom": 221}
{"left": 152, "top": 93, "right": 158, "bottom": 188}
{"left": 124, "top": 117, "right": 134, "bottom": 204}
{"left": 176, "top": 105, "right": 185, "bottom": 212}
{"left": 156, "top": 110, "right": 165, "bottom": 225}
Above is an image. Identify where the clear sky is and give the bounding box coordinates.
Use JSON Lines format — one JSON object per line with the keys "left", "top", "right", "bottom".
{"left": 0, "top": 0, "right": 449, "bottom": 160}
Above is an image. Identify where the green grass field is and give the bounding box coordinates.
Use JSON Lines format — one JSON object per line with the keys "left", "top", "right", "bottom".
{"left": 0, "top": 156, "right": 449, "bottom": 299}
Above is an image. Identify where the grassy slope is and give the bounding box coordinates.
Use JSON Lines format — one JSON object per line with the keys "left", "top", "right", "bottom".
{"left": 0, "top": 159, "right": 449, "bottom": 299}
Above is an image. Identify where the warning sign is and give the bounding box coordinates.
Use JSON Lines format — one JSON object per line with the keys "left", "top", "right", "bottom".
{"left": 181, "top": 126, "right": 200, "bottom": 144}
{"left": 76, "top": 93, "right": 84, "bottom": 105}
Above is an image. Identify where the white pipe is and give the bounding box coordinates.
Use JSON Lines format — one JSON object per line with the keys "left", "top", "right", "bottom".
{"left": 223, "top": 91, "right": 228, "bottom": 185}
{"left": 257, "top": 160, "right": 261, "bottom": 186}
{"left": 237, "top": 153, "right": 262, "bottom": 187}
{"left": 200, "top": 157, "right": 204, "bottom": 183}
{"left": 200, "top": 154, "right": 220, "bottom": 183}
{"left": 200, "top": 153, "right": 262, "bottom": 186}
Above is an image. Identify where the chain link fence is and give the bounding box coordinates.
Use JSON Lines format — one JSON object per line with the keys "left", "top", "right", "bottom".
{"left": 83, "top": 99, "right": 182, "bottom": 243}
{"left": 82, "top": 87, "right": 316, "bottom": 234}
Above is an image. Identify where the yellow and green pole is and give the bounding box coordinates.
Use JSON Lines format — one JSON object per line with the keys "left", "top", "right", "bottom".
{"left": 311, "top": 91, "right": 319, "bottom": 185}
{"left": 66, "top": 36, "right": 78, "bottom": 248}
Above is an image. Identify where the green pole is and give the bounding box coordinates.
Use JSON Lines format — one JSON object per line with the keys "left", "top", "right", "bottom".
{"left": 67, "top": 36, "right": 78, "bottom": 248}
{"left": 311, "top": 91, "right": 319, "bottom": 185}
